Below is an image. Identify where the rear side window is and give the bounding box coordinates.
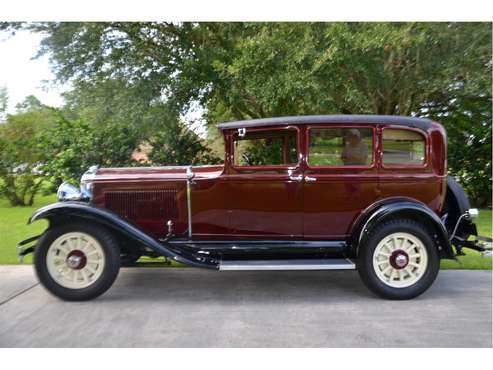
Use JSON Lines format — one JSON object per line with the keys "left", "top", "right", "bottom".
{"left": 382, "top": 129, "right": 425, "bottom": 165}
{"left": 308, "top": 128, "right": 373, "bottom": 166}
{"left": 233, "top": 129, "right": 298, "bottom": 166}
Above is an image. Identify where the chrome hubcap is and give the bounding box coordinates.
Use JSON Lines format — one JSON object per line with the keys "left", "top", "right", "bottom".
{"left": 373, "top": 232, "right": 428, "bottom": 288}
{"left": 66, "top": 255, "right": 82, "bottom": 269}
{"left": 395, "top": 254, "right": 408, "bottom": 268}
{"left": 65, "top": 250, "right": 87, "bottom": 270}
{"left": 390, "top": 250, "right": 409, "bottom": 269}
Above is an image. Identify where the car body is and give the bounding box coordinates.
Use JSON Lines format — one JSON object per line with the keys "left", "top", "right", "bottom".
{"left": 19, "top": 115, "right": 486, "bottom": 300}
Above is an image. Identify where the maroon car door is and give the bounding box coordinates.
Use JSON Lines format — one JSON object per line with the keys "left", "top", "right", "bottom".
{"left": 302, "top": 125, "right": 380, "bottom": 239}
{"left": 223, "top": 126, "right": 304, "bottom": 239}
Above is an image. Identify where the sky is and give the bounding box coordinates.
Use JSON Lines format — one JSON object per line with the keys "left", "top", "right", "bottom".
{"left": 0, "top": 29, "right": 67, "bottom": 113}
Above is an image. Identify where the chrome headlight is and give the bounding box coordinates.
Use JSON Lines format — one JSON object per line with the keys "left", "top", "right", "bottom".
{"left": 57, "top": 182, "right": 82, "bottom": 201}
{"left": 80, "top": 165, "right": 98, "bottom": 201}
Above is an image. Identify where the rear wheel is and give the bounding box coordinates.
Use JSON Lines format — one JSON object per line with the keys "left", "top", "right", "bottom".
{"left": 34, "top": 222, "right": 120, "bottom": 301}
{"left": 357, "top": 219, "right": 439, "bottom": 300}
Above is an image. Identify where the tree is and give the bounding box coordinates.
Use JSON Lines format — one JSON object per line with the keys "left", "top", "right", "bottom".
{"left": 0, "top": 95, "right": 140, "bottom": 204}
{"left": 15, "top": 95, "right": 43, "bottom": 112}
{"left": 60, "top": 79, "right": 220, "bottom": 168}
{"left": 38, "top": 115, "right": 139, "bottom": 187}
{"left": 3, "top": 22, "right": 491, "bottom": 203}
{"left": 0, "top": 107, "right": 53, "bottom": 206}
{"left": 16, "top": 23, "right": 489, "bottom": 118}
{"left": 62, "top": 78, "right": 157, "bottom": 137}
{"left": 425, "top": 90, "right": 492, "bottom": 206}
{"left": 144, "top": 105, "right": 220, "bottom": 166}
{"left": 0, "top": 85, "right": 8, "bottom": 122}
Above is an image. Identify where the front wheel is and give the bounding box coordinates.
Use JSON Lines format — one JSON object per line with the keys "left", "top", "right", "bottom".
{"left": 357, "top": 219, "right": 440, "bottom": 300}
{"left": 34, "top": 222, "right": 120, "bottom": 301}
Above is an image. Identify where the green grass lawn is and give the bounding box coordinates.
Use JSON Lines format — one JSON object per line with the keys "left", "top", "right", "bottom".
{"left": 0, "top": 194, "right": 491, "bottom": 269}
{"left": 0, "top": 194, "right": 55, "bottom": 264}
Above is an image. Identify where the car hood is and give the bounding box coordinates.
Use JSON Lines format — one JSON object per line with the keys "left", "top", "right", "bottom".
{"left": 93, "top": 165, "right": 224, "bottom": 182}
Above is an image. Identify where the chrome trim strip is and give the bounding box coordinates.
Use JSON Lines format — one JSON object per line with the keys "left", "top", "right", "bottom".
{"left": 186, "top": 166, "right": 195, "bottom": 239}
{"left": 219, "top": 258, "right": 356, "bottom": 271}
{"left": 80, "top": 165, "right": 99, "bottom": 200}
{"left": 169, "top": 240, "right": 346, "bottom": 248}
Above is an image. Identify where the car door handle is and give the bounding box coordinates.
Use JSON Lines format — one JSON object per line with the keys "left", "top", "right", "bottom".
{"left": 289, "top": 175, "right": 303, "bottom": 182}
{"left": 304, "top": 176, "right": 317, "bottom": 182}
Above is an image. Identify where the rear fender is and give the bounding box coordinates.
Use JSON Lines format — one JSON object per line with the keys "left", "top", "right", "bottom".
{"left": 443, "top": 176, "right": 478, "bottom": 239}
{"left": 350, "top": 198, "right": 454, "bottom": 259}
{"left": 29, "top": 201, "right": 218, "bottom": 269}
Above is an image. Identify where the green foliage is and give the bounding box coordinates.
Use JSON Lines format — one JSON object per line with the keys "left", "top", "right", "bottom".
{"left": 38, "top": 118, "right": 137, "bottom": 187}
{"left": 146, "top": 113, "right": 220, "bottom": 166}
{"left": 62, "top": 79, "right": 157, "bottom": 136}
{"left": 0, "top": 105, "right": 54, "bottom": 206}
{"left": 62, "top": 79, "right": 219, "bottom": 168}
{"left": 15, "top": 95, "right": 43, "bottom": 112}
{"left": 0, "top": 92, "right": 142, "bottom": 203}
{"left": 0, "top": 85, "right": 8, "bottom": 122}
{"left": 234, "top": 131, "right": 297, "bottom": 166}
{"left": 425, "top": 93, "right": 492, "bottom": 206}
{"left": 20, "top": 23, "right": 490, "bottom": 116}
{"left": 2, "top": 22, "right": 491, "bottom": 203}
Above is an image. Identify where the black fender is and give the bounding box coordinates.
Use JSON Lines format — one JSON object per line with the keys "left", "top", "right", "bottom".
{"left": 29, "top": 201, "right": 218, "bottom": 269}
{"left": 443, "top": 176, "right": 478, "bottom": 238}
{"left": 350, "top": 198, "right": 454, "bottom": 259}
{"left": 446, "top": 176, "right": 471, "bottom": 215}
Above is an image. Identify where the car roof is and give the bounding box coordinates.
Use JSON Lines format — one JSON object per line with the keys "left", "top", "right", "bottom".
{"left": 217, "top": 114, "right": 433, "bottom": 130}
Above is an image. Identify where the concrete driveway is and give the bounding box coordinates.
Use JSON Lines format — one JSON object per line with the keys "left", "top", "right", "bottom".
{"left": 0, "top": 266, "right": 491, "bottom": 347}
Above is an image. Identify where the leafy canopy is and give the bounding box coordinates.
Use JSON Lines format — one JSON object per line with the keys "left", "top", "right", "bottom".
{"left": 2, "top": 22, "right": 492, "bottom": 205}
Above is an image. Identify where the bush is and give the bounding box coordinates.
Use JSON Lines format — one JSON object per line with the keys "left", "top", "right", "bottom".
{"left": 0, "top": 110, "right": 48, "bottom": 206}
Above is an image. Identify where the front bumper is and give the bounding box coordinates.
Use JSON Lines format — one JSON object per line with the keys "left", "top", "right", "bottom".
{"left": 17, "top": 234, "right": 41, "bottom": 263}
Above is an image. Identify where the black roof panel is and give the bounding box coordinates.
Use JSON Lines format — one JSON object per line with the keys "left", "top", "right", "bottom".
{"left": 217, "top": 114, "right": 432, "bottom": 130}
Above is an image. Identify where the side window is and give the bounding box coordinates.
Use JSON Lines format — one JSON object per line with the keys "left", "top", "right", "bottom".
{"left": 382, "top": 129, "right": 425, "bottom": 165}
{"left": 308, "top": 128, "right": 373, "bottom": 167}
{"left": 233, "top": 129, "right": 298, "bottom": 167}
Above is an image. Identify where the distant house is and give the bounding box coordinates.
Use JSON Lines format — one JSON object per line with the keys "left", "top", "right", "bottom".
{"left": 131, "top": 142, "right": 152, "bottom": 164}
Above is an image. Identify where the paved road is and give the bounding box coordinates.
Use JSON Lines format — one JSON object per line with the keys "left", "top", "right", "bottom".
{"left": 0, "top": 266, "right": 491, "bottom": 347}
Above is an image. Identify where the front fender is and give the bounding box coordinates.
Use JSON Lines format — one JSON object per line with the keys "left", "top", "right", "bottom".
{"left": 351, "top": 198, "right": 454, "bottom": 259}
{"left": 29, "top": 202, "right": 218, "bottom": 269}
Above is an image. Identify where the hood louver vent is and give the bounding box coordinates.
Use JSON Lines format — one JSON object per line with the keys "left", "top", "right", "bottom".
{"left": 104, "top": 190, "right": 179, "bottom": 222}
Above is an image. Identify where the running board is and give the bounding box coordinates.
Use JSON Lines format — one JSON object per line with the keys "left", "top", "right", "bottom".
{"left": 219, "top": 258, "right": 356, "bottom": 271}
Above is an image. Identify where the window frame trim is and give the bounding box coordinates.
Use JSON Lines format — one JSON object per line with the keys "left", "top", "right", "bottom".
{"left": 230, "top": 125, "right": 302, "bottom": 171}
{"left": 305, "top": 125, "right": 377, "bottom": 170}
{"left": 380, "top": 126, "right": 429, "bottom": 169}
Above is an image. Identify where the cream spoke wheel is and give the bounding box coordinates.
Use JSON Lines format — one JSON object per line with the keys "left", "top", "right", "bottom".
{"left": 46, "top": 232, "right": 105, "bottom": 289}
{"left": 372, "top": 232, "right": 428, "bottom": 288}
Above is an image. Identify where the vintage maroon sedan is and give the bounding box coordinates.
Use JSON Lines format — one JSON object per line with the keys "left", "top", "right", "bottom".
{"left": 18, "top": 115, "right": 487, "bottom": 301}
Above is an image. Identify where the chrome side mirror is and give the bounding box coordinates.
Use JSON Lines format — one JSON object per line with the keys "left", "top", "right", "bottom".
{"left": 57, "top": 182, "right": 82, "bottom": 202}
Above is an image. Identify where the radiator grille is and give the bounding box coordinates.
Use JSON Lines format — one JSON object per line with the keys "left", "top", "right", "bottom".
{"left": 104, "top": 190, "right": 179, "bottom": 221}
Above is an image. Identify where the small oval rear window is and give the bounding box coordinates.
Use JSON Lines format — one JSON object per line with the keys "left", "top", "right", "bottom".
{"left": 382, "top": 129, "right": 425, "bottom": 165}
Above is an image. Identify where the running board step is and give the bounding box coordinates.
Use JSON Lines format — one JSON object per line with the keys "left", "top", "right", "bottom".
{"left": 219, "top": 258, "right": 356, "bottom": 271}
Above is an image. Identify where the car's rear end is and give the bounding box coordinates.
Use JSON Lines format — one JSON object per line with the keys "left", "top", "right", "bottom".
{"left": 430, "top": 121, "right": 491, "bottom": 256}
